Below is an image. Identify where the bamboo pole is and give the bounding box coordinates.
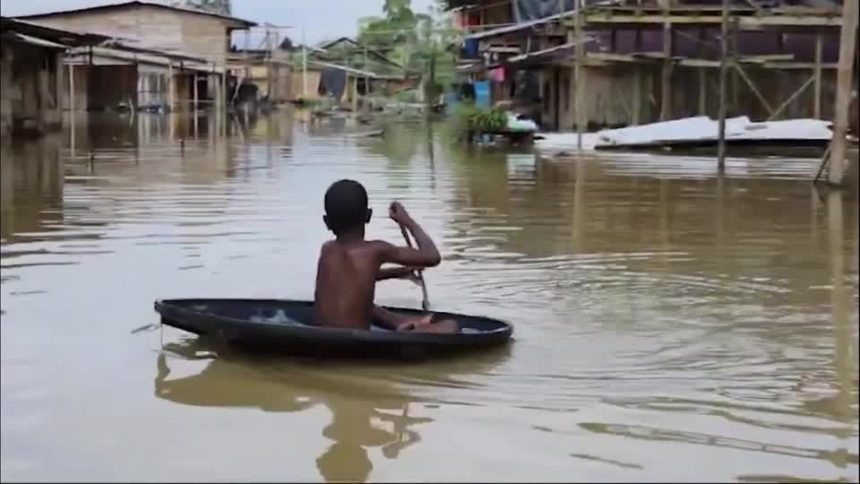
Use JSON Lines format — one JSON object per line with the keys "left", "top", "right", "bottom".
{"left": 827, "top": 0, "right": 858, "bottom": 186}
{"left": 717, "top": 0, "right": 730, "bottom": 170}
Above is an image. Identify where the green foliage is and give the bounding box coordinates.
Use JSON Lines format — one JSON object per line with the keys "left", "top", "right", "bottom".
{"left": 357, "top": 0, "right": 460, "bottom": 101}
{"left": 452, "top": 103, "right": 508, "bottom": 135}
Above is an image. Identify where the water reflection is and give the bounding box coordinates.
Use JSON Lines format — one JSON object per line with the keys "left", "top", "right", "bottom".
{"left": 2, "top": 111, "right": 858, "bottom": 481}
{"left": 154, "top": 339, "right": 508, "bottom": 482}
{"left": 0, "top": 134, "right": 64, "bottom": 242}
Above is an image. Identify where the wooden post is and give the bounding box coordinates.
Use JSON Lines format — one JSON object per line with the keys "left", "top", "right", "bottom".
{"left": 813, "top": 33, "right": 823, "bottom": 119}
{"left": 730, "top": 18, "right": 739, "bottom": 114}
{"left": 221, "top": 71, "right": 227, "bottom": 111}
{"left": 351, "top": 75, "right": 358, "bottom": 112}
{"left": 192, "top": 73, "right": 198, "bottom": 111}
{"left": 633, "top": 66, "right": 642, "bottom": 125}
{"left": 574, "top": 0, "right": 585, "bottom": 149}
{"left": 698, "top": 67, "right": 707, "bottom": 115}
{"left": 167, "top": 62, "right": 175, "bottom": 111}
{"left": 717, "top": 0, "right": 730, "bottom": 170}
{"left": 301, "top": 28, "right": 308, "bottom": 98}
{"left": 68, "top": 63, "right": 75, "bottom": 157}
{"left": 659, "top": 5, "right": 672, "bottom": 121}
{"left": 68, "top": 63, "right": 75, "bottom": 113}
{"left": 828, "top": 0, "right": 859, "bottom": 186}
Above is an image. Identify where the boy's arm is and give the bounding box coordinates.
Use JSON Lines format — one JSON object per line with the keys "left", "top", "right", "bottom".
{"left": 380, "top": 202, "right": 441, "bottom": 268}
{"left": 376, "top": 266, "right": 417, "bottom": 281}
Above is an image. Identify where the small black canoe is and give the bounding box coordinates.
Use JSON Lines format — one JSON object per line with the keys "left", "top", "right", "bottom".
{"left": 154, "top": 299, "right": 513, "bottom": 359}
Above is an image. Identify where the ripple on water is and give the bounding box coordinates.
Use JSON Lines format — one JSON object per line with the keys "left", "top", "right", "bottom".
{"left": 0, "top": 117, "right": 857, "bottom": 482}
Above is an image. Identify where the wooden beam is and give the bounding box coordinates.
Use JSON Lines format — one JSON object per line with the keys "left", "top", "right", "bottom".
{"left": 813, "top": 33, "right": 823, "bottom": 119}
{"left": 767, "top": 74, "right": 815, "bottom": 120}
{"left": 581, "top": 13, "right": 842, "bottom": 27}
{"left": 827, "top": 0, "right": 858, "bottom": 185}
{"left": 732, "top": 62, "right": 773, "bottom": 115}
{"left": 698, "top": 67, "right": 707, "bottom": 115}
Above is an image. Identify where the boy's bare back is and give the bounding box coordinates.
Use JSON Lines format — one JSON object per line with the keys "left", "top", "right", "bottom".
{"left": 314, "top": 238, "right": 388, "bottom": 329}
{"left": 312, "top": 180, "right": 456, "bottom": 333}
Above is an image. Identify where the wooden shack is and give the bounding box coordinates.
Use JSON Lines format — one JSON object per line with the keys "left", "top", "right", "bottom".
{"left": 447, "top": 0, "right": 850, "bottom": 132}
{"left": 16, "top": 1, "right": 256, "bottom": 112}
{"left": 0, "top": 17, "right": 106, "bottom": 137}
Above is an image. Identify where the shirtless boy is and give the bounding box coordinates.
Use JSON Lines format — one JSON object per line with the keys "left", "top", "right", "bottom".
{"left": 314, "top": 179, "right": 458, "bottom": 333}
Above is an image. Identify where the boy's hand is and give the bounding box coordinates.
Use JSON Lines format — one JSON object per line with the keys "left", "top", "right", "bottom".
{"left": 389, "top": 201, "right": 413, "bottom": 226}
{"left": 405, "top": 268, "right": 423, "bottom": 285}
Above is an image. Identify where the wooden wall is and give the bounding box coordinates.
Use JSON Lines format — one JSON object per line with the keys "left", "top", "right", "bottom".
{"left": 0, "top": 40, "right": 64, "bottom": 137}
{"left": 540, "top": 62, "right": 839, "bottom": 130}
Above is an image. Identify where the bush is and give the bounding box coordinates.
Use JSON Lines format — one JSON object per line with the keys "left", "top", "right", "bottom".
{"left": 452, "top": 103, "right": 507, "bottom": 134}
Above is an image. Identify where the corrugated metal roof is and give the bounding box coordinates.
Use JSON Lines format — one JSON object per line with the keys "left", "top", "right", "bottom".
{"left": 16, "top": 1, "right": 256, "bottom": 28}
{"left": 7, "top": 32, "right": 67, "bottom": 49}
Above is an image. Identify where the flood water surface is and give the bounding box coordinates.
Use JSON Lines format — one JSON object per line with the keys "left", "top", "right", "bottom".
{"left": 1, "top": 112, "right": 858, "bottom": 482}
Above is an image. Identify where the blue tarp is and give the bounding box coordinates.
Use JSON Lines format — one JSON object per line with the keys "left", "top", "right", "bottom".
{"left": 513, "top": 0, "right": 575, "bottom": 22}
{"left": 319, "top": 68, "right": 346, "bottom": 100}
{"left": 474, "top": 81, "right": 491, "bottom": 108}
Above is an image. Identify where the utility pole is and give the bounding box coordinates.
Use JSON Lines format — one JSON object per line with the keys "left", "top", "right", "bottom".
{"left": 827, "top": 0, "right": 858, "bottom": 186}
{"left": 717, "top": 0, "right": 730, "bottom": 171}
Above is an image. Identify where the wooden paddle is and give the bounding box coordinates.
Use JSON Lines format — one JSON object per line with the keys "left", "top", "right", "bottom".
{"left": 399, "top": 224, "right": 430, "bottom": 311}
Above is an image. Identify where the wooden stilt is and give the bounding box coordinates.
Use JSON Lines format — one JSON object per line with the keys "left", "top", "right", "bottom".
{"left": 167, "top": 62, "right": 175, "bottom": 112}
{"left": 813, "top": 33, "right": 823, "bottom": 119}
{"left": 659, "top": 15, "right": 672, "bottom": 121}
{"left": 68, "top": 63, "right": 75, "bottom": 157}
{"left": 574, "top": 0, "right": 585, "bottom": 148}
{"left": 717, "top": 0, "right": 730, "bottom": 170}
{"left": 698, "top": 67, "right": 707, "bottom": 115}
{"left": 633, "top": 66, "right": 642, "bottom": 125}
{"left": 192, "top": 73, "right": 198, "bottom": 111}
{"left": 827, "top": 0, "right": 858, "bottom": 186}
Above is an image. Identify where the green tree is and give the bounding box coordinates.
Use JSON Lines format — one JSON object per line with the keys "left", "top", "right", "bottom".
{"left": 358, "top": 0, "right": 460, "bottom": 101}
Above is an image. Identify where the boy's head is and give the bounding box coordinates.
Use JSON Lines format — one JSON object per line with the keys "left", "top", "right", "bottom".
{"left": 323, "top": 179, "right": 372, "bottom": 236}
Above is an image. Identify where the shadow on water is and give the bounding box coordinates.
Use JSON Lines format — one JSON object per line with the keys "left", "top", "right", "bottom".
{"left": 154, "top": 338, "right": 511, "bottom": 482}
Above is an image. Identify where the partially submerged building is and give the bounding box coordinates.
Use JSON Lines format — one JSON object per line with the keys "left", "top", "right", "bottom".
{"left": 16, "top": 0, "right": 257, "bottom": 112}
{"left": 0, "top": 17, "right": 106, "bottom": 136}
{"left": 446, "top": 0, "right": 852, "bottom": 131}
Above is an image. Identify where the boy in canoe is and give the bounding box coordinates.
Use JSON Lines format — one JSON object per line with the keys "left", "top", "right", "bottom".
{"left": 314, "top": 179, "right": 458, "bottom": 333}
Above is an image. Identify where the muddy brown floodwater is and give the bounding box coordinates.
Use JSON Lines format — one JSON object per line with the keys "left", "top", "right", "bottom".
{"left": 1, "top": 110, "right": 858, "bottom": 482}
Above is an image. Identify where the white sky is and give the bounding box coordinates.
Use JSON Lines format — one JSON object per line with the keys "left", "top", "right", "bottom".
{"left": 0, "top": 0, "right": 436, "bottom": 44}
